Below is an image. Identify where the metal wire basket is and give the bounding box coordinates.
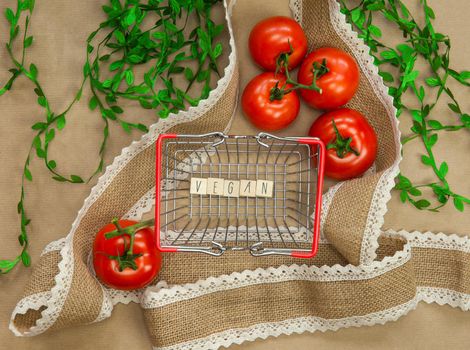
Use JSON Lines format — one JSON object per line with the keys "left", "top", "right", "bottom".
{"left": 155, "top": 132, "right": 325, "bottom": 258}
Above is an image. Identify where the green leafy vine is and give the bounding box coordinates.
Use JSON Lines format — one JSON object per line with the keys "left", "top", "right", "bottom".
{"left": 0, "top": 0, "right": 224, "bottom": 274}
{"left": 340, "top": 0, "right": 470, "bottom": 212}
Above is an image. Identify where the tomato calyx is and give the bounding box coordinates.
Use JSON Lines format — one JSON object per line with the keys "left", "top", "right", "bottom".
{"left": 269, "top": 55, "right": 329, "bottom": 101}
{"left": 326, "top": 119, "right": 360, "bottom": 158}
{"left": 107, "top": 252, "right": 143, "bottom": 271}
{"left": 103, "top": 218, "right": 155, "bottom": 272}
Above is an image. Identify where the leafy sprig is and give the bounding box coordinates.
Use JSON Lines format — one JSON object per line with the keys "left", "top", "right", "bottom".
{"left": 340, "top": 0, "right": 470, "bottom": 212}
{"left": 0, "top": 0, "right": 224, "bottom": 274}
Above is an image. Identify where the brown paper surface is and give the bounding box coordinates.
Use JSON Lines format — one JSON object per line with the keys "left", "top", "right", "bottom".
{"left": 1, "top": 0, "right": 469, "bottom": 348}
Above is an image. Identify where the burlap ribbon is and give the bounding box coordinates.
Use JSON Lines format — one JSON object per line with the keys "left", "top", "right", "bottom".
{"left": 10, "top": 0, "right": 470, "bottom": 349}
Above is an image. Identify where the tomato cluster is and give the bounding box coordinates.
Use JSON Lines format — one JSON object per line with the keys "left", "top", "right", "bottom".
{"left": 242, "top": 16, "right": 378, "bottom": 181}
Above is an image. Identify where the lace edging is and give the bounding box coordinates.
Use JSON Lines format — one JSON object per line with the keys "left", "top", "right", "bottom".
{"left": 387, "top": 230, "right": 470, "bottom": 253}
{"left": 41, "top": 238, "right": 66, "bottom": 256}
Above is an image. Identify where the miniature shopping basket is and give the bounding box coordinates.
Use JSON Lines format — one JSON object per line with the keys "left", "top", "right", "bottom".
{"left": 155, "top": 132, "right": 325, "bottom": 258}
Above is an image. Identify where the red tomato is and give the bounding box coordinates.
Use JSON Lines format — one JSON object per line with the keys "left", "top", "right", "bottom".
{"left": 93, "top": 220, "right": 161, "bottom": 290}
{"left": 242, "top": 72, "right": 300, "bottom": 131}
{"left": 249, "top": 16, "right": 308, "bottom": 71}
{"left": 308, "top": 108, "right": 377, "bottom": 180}
{"left": 298, "top": 47, "right": 360, "bottom": 110}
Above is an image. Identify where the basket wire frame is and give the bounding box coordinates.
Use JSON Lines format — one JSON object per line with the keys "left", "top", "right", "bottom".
{"left": 156, "top": 132, "right": 323, "bottom": 257}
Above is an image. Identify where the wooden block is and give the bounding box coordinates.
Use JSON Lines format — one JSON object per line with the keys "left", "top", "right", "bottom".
{"left": 239, "top": 180, "right": 257, "bottom": 197}
{"left": 224, "top": 180, "right": 240, "bottom": 197}
{"left": 256, "top": 180, "right": 274, "bottom": 198}
{"left": 190, "top": 177, "right": 207, "bottom": 195}
{"left": 207, "top": 178, "right": 225, "bottom": 196}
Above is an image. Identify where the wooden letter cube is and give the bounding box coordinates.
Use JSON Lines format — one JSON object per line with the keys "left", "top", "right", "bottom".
{"left": 224, "top": 180, "right": 240, "bottom": 197}
{"left": 207, "top": 178, "right": 225, "bottom": 196}
{"left": 239, "top": 180, "right": 257, "bottom": 197}
{"left": 190, "top": 177, "right": 207, "bottom": 195}
{"left": 256, "top": 180, "right": 274, "bottom": 198}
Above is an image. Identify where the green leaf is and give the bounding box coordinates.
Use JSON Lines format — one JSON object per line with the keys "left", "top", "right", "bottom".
{"left": 0, "top": 259, "right": 18, "bottom": 273}
{"left": 381, "top": 50, "right": 398, "bottom": 60}
{"left": 169, "top": 0, "right": 181, "bottom": 15}
{"left": 5, "top": 8, "right": 15, "bottom": 24}
{"left": 428, "top": 120, "right": 443, "bottom": 129}
{"left": 403, "top": 70, "right": 419, "bottom": 85}
{"left": 120, "top": 121, "right": 131, "bottom": 133}
{"left": 52, "top": 175, "right": 67, "bottom": 182}
{"left": 45, "top": 129, "right": 55, "bottom": 143}
{"left": 350, "top": 8, "right": 361, "bottom": 23}
{"left": 36, "top": 147, "right": 46, "bottom": 158}
{"left": 111, "top": 105, "right": 123, "bottom": 114}
{"left": 453, "top": 197, "right": 464, "bottom": 212}
{"left": 164, "top": 20, "right": 179, "bottom": 33}
{"left": 425, "top": 77, "right": 440, "bottom": 87}
{"left": 102, "top": 109, "right": 116, "bottom": 120}
{"left": 114, "top": 30, "right": 125, "bottom": 45}
{"left": 425, "top": 6, "right": 435, "bottom": 19}
{"left": 24, "top": 36, "right": 33, "bottom": 48}
{"left": 89, "top": 96, "right": 98, "bottom": 110}
{"left": 71, "top": 175, "right": 84, "bottom": 183}
{"left": 56, "top": 115, "right": 66, "bottom": 130}
{"left": 37, "top": 96, "right": 47, "bottom": 107}
{"left": 32, "top": 122, "right": 47, "bottom": 130}
{"left": 379, "top": 71, "right": 394, "bottom": 83}
{"left": 421, "top": 155, "right": 432, "bottom": 166}
{"left": 102, "top": 79, "right": 112, "bottom": 88}
{"left": 439, "top": 162, "right": 449, "bottom": 177}
{"left": 128, "top": 54, "right": 142, "bottom": 63}
{"left": 99, "top": 54, "right": 111, "bottom": 62}
{"left": 110, "top": 60, "right": 124, "bottom": 71}
{"left": 125, "top": 70, "right": 134, "bottom": 85}
{"left": 24, "top": 168, "right": 33, "bottom": 181}
{"left": 369, "top": 25, "right": 382, "bottom": 38}
{"left": 21, "top": 251, "right": 31, "bottom": 267}
{"left": 408, "top": 187, "right": 422, "bottom": 196}
{"left": 367, "top": 3, "right": 385, "bottom": 11}
{"left": 152, "top": 31, "right": 166, "bottom": 40}
{"left": 29, "top": 63, "right": 38, "bottom": 80}
{"left": 124, "top": 7, "right": 136, "bottom": 27}
{"left": 448, "top": 103, "right": 461, "bottom": 114}
{"left": 48, "top": 160, "right": 57, "bottom": 169}
{"left": 212, "top": 43, "right": 223, "bottom": 58}
{"left": 427, "top": 133, "right": 438, "bottom": 147}
{"left": 411, "top": 110, "right": 422, "bottom": 123}
{"left": 415, "top": 199, "right": 431, "bottom": 209}
{"left": 400, "top": 190, "right": 408, "bottom": 203}
{"left": 136, "top": 123, "right": 148, "bottom": 132}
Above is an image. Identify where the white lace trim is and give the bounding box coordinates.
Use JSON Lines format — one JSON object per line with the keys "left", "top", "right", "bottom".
{"left": 124, "top": 186, "right": 157, "bottom": 220}
{"left": 288, "top": 0, "right": 302, "bottom": 24}
{"left": 40, "top": 238, "right": 66, "bottom": 256}
{"left": 387, "top": 230, "right": 470, "bottom": 253}
{"left": 9, "top": 0, "right": 238, "bottom": 336}
{"left": 418, "top": 287, "right": 470, "bottom": 310}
